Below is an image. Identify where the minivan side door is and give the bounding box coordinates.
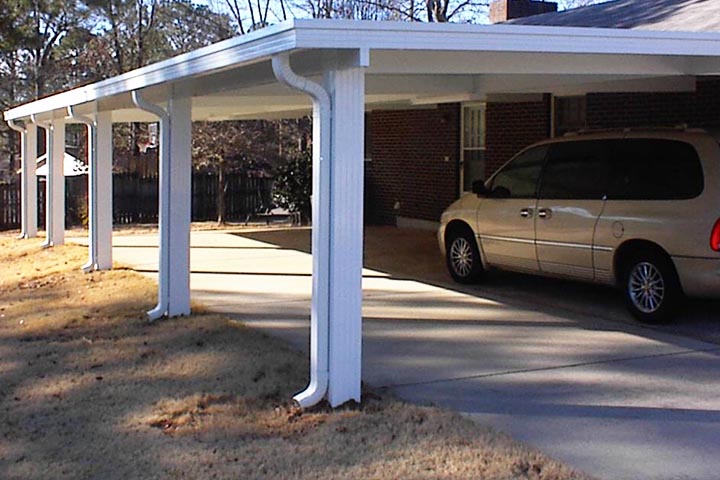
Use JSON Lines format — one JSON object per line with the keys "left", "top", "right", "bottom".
{"left": 535, "top": 140, "right": 611, "bottom": 280}
{"left": 476, "top": 145, "right": 547, "bottom": 273}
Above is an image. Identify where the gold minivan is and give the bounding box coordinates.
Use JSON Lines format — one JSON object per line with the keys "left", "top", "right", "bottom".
{"left": 438, "top": 128, "right": 720, "bottom": 323}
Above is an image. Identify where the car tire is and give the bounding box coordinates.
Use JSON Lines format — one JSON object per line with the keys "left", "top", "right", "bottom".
{"left": 446, "top": 228, "right": 483, "bottom": 284}
{"left": 622, "top": 251, "right": 683, "bottom": 324}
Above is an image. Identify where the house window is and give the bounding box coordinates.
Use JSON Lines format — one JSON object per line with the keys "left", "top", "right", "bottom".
{"left": 554, "top": 96, "right": 587, "bottom": 136}
{"left": 461, "top": 104, "right": 486, "bottom": 192}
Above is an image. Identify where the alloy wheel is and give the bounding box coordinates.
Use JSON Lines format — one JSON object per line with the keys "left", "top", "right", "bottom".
{"left": 628, "top": 261, "right": 666, "bottom": 314}
{"left": 450, "top": 237, "right": 474, "bottom": 278}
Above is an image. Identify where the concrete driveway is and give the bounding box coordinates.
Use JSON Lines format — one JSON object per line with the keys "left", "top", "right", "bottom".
{"left": 98, "top": 227, "right": 720, "bottom": 480}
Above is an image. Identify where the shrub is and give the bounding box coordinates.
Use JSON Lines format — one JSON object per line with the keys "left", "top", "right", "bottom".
{"left": 272, "top": 151, "right": 312, "bottom": 224}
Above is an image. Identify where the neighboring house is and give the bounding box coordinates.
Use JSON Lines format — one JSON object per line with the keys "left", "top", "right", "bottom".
{"left": 364, "top": 0, "right": 720, "bottom": 228}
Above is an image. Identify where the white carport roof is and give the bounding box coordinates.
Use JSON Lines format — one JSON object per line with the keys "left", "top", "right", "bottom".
{"left": 5, "top": 19, "right": 720, "bottom": 124}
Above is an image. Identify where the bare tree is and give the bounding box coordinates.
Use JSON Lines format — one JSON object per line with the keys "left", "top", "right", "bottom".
{"left": 289, "top": 0, "right": 486, "bottom": 22}
{"left": 559, "top": 0, "right": 607, "bottom": 10}
{"left": 219, "top": 0, "right": 288, "bottom": 34}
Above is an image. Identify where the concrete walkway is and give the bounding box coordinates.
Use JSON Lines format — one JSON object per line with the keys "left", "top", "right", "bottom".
{"left": 88, "top": 228, "right": 720, "bottom": 480}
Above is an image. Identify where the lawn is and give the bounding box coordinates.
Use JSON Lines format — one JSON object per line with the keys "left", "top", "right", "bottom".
{"left": 0, "top": 231, "right": 592, "bottom": 479}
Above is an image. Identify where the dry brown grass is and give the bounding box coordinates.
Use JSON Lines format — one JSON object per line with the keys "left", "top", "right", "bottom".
{"left": 0, "top": 231, "right": 592, "bottom": 480}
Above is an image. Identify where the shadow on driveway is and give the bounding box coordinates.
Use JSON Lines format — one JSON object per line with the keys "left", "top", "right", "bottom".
{"left": 234, "top": 226, "right": 720, "bottom": 346}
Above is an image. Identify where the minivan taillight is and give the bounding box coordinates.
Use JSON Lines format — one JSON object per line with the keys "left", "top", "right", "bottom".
{"left": 711, "top": 218, "right": 720, "bottom": 252}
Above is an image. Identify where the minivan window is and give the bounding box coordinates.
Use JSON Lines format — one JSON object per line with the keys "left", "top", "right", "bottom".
{"left": 539, "top": 141, "right": 610, "bottom": 200}
{"left": 608, "top": 139, "right": 704, "bottom": 200}
{"left": 490, "top": 145, "right": 548, "bottom": 198}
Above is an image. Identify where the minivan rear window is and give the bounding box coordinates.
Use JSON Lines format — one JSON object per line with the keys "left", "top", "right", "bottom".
{"left": 607, "top": 139, "right": 704, "bottom": 200}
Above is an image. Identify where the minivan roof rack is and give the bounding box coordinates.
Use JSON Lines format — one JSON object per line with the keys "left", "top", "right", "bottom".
{"left": 563, "top": 125, "right": 703, "bottom": 137}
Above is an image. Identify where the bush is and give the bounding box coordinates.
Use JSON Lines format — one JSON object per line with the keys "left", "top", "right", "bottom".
{"left": 272, "top": 151, "right": 312, "bottom": 224}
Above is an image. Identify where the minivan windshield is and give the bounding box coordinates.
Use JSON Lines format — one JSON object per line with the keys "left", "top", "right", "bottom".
{"left": 489, "top": 145, "right": 548, "bottom": 198}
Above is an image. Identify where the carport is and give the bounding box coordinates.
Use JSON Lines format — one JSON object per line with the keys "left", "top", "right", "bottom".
{"left": 5, "top": 19, "right": 720, "bottom": 408}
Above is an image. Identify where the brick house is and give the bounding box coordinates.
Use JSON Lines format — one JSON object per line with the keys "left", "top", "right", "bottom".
{"left": 365, "top": 0, "right": 720, "bottom": 229}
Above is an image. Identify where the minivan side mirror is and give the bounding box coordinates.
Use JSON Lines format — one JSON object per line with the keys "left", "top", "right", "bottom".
{"left": 472, "top": 179, "right": 491, "bottom": 197}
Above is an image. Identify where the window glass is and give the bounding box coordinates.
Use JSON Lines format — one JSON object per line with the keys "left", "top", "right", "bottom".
{"left": 462, "top": 105, "right": 486, "bottom": 191}
{"left": 555, "top": 96, "right": 587, "bottom": 136}
{"left": 608, "top": 139, "right": 704, "bottom": 200}
{"left": 539, "top": 141, "right": 610, "bottom": 200}
{"left": 490, "top": 145, "right": 548, "bottom": 198}
{"left": 463, "top": 150, "right": 485, "bottom": 192}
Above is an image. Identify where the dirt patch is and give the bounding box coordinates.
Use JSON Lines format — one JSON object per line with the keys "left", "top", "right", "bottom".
{"left": 0, "top": 232, "right": 592, "bottom": 479}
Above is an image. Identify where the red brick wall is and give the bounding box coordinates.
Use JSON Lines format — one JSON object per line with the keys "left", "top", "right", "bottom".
{"left": 365, "top": 104, "right": 460, "bottom": 225}
{"left": 587, "top": 78, "right": 720, "bottom": 129}
{"left": 485, "top": 96, "right": 552, "bottom": 177}
{"left": 484, "top": 79, "right": 720, "bottom": 180}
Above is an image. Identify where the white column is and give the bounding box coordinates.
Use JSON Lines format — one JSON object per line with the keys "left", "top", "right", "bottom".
{"left": 42, "top": 121, "right": 65, "bottom": 247}
{"left": 24, "top": 123, "right": 38, "bottom": 238}
{"left": 51, "top": 120, "right": 65, "bottom": 245}
{"left": 271, "top": 54, "right": 331, "bottom": 408}
{"left": 324, "top": 67, "right": 366, "bottom": 406}
{"left": 95, "top": 111, "right": 113, "bottom": 270}
{"left": 9, "top": 120, "right": 38, "bottom": 239}
{"left": 70, "top": 109, "right": 98, "bottom": 273}
{"left": 166, "top": 94, "right": 192, "bottom": 317}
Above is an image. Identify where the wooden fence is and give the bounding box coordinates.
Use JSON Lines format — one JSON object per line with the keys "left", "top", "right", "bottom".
{"left": 0, "top": 182, "right": 20, "bottom": 230}
{"left": 0, "top": 173, "right": 274, "bottom": 231}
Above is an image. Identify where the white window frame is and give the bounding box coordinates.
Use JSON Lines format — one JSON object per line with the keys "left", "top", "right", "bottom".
{"left": 460, "top": 102, "right": 487, "bottom": 194}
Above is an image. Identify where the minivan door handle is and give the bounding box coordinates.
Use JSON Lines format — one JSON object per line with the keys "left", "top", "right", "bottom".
{"left": 520, "top": 208, "right": 533, "bottom": 218}
{"left": 538, "top": 208, "right": 552, "bottom": 219}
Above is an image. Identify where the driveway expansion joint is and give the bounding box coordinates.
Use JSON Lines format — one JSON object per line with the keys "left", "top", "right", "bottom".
{"left": 381, "top": 346, "right": 720, "bottom": 390}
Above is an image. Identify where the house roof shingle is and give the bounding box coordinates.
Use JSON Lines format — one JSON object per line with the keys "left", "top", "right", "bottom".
{"left": 507, "top": 0, "right": 720, "bottom": 32}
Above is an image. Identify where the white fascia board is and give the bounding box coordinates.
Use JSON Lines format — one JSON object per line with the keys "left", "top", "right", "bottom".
{"left": 4, "top": 21, "right": 299, "bottom": 121}
{"left": 291, "top": 19, "right": 720, "bottom": 57}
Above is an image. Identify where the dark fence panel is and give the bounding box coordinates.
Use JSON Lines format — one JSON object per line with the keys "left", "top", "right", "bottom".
{"left": 0, "top": 177, "right": 86, "bottom": 231}
{"left": 113, "top": 173, "right": 160, "bottom": 225}
{"left": 192, "top": 173, "right": 217, "bottom": 221}
{"left": 225, "top": 175, "right": 273, "bottom": 221}
{"left": 1, "top": 173, "right": 274, "bottom": 230}
{"left": 0, "top": 182, "right": 20, "bottom": 231}
{"left": 113, "top": 172, "right": 274, "bottom": 224}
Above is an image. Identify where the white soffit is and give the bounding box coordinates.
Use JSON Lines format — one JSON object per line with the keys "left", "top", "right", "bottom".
{"left": 5, "top": 19, "right": 720, "bottom": 122}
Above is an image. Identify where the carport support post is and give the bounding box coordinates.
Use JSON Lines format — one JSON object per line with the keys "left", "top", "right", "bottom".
{"left": 43, "top": 120, "right": 65, "bottom": 247}
{"left": 166, "top": 94, "right": 192, "bottom": 317}
{"left": 7, "top": 120, "right": 37, "bottom": 238}
{"left": 24, "top": 123, "right": 38, "bottom": 238}
{"left": 132, "top": 90, "right": 191, "bottom": 319}
{"left": 325, "top": 66, "right": 366, "bottom": 406}
{"left": 95, "top": 111, "right": 113, "bottom": 270}
{"left": 50, "top": 120, "right": 65, "bottom": 246}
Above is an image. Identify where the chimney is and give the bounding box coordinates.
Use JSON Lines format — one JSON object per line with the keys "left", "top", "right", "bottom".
{"left": 490, "top": 0, "right": 558, "bottom": 23}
